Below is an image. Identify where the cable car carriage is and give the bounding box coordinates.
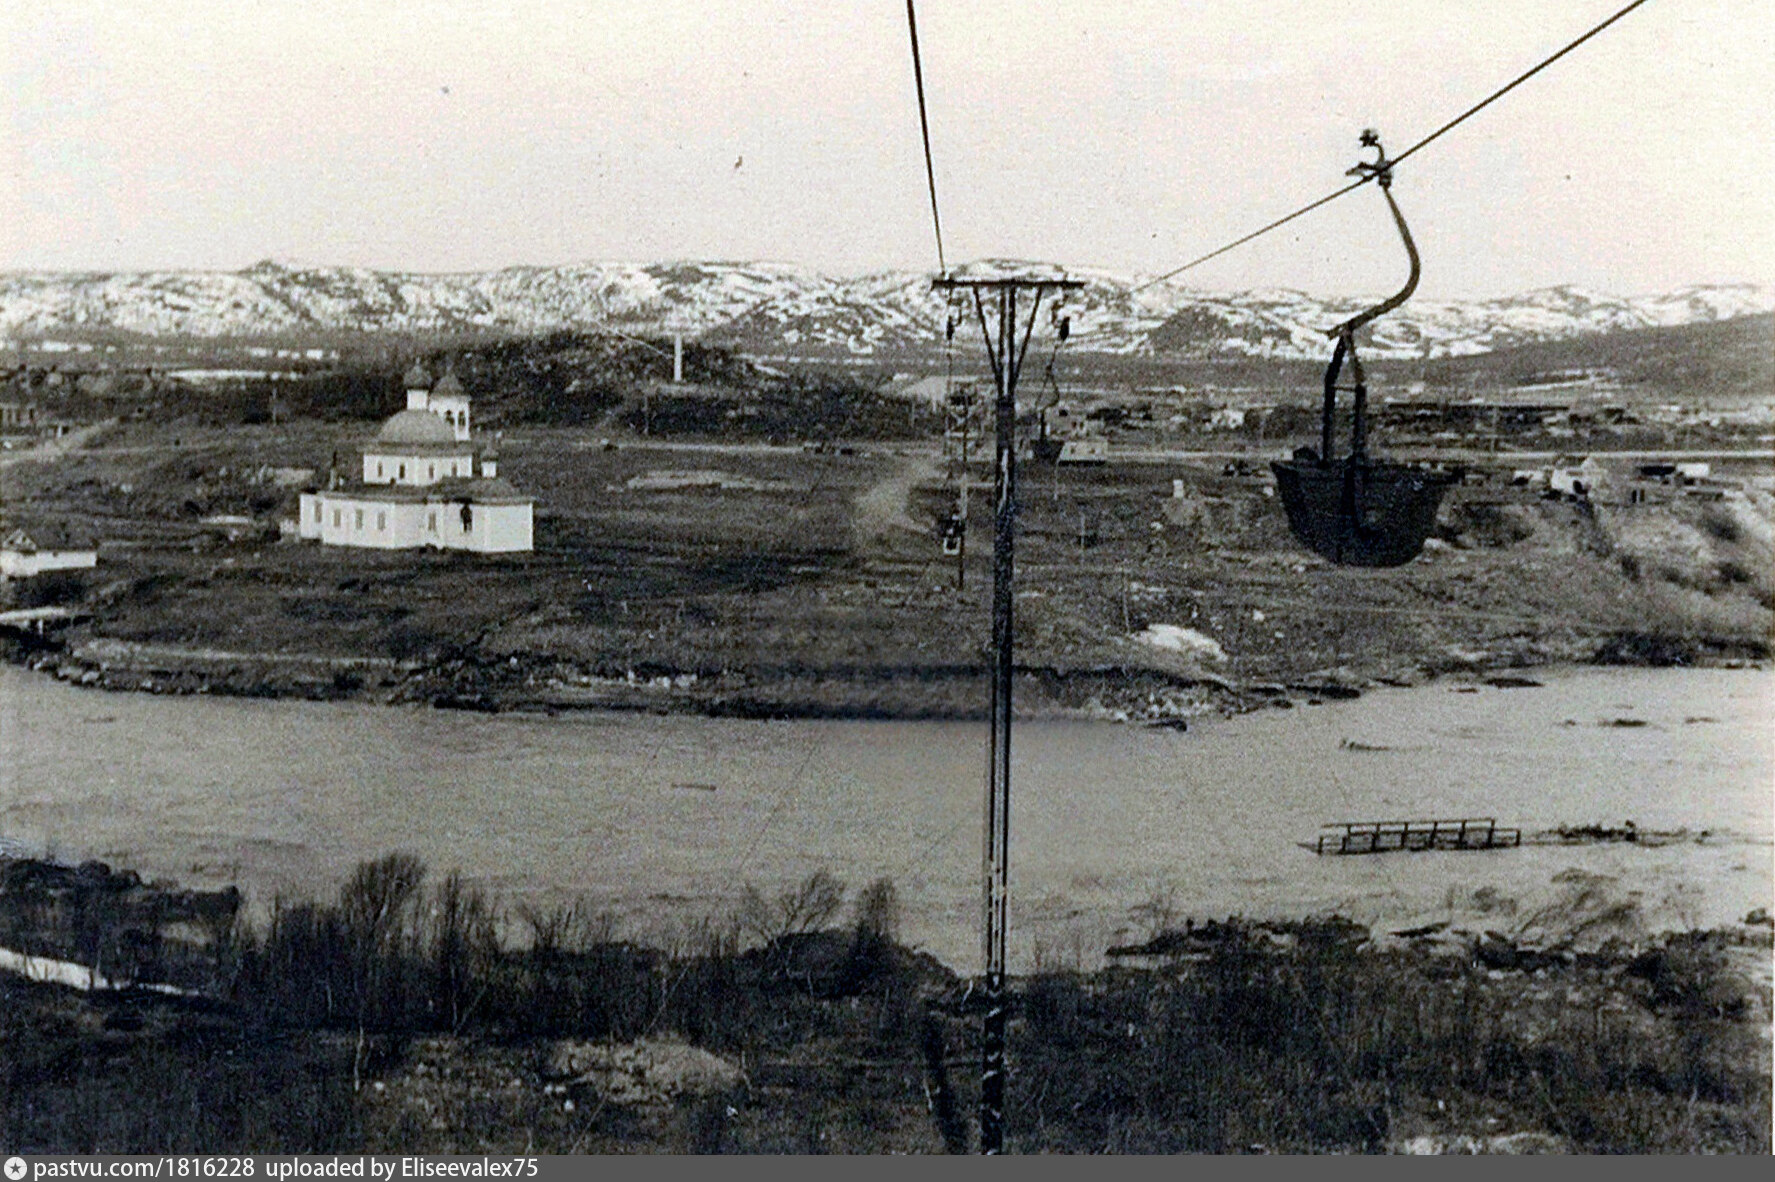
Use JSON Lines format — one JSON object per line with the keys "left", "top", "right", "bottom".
{"left": 941, "top": 512, "right": 965, "bottom": 556}
{"left": 1271, "top": 133, "right": 1460, "bottom": 567}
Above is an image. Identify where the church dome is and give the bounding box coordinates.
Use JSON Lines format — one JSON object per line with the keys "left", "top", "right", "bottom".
{"left": 402, "top": 361, "right": 433, "bottom": 390}
{"left": 432, "top": 368, "right": 464, "bottom": 395}
{"left": 377, "top": 408, "right": 458, "bottom": 446}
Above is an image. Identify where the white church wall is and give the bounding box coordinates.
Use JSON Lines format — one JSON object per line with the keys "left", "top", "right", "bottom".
{"left": 428, "top": 499, "right": 532, "bottom": 553}
{"left": 304, "top": 489, "right": 531, "bottom": 553}
{"left": 433, "top": 500, "right": 474, "bottom": 551}
{"left": 362, "top": 449, "right": 475, "bottom": 487}
{"left": 478, "top": 503, "right": 533, "bottom": 552}
{"left": 298, "top": 492, "right": 322, "bottom": 540}
{"left": 312, "top": 493, "right": 419, "bottom": 550}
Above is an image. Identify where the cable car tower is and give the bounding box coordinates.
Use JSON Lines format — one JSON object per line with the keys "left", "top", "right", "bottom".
{"left": 939, "top": 302, "right": 977, "bottom": 581}
{"left": 933, "top": 269, "right": 1082, "bottom": 1153}
{"left": 905, "top": 0, "right": 1087, "bottom": 1152}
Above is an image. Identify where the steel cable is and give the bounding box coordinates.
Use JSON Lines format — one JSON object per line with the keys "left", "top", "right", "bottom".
{"left": 906, "top": 0, "right": 948, "bottom": 275}
{"left": 1132, "top": 0, "right": 1655, "bottom": 294}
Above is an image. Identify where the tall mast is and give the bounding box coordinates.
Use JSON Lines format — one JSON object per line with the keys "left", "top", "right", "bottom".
{"left": 933, "top": 270, "right": 1083, "bottom": 1154}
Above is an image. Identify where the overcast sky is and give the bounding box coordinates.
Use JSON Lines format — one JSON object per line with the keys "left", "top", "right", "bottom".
{"left": 2, "top": 0, "right": 1770, "bottom": 297}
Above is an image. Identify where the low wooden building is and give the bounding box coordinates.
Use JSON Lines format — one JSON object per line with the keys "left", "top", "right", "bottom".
{"left": 0, "top": 525, "right": 97, "bottom": 579}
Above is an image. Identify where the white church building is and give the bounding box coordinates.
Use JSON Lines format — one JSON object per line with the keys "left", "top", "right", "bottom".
{"left": 297, "top": 363, "right": 534, "bottom": 553}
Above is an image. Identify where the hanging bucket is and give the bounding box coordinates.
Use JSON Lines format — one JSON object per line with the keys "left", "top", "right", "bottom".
{"left": 1271, "top": 456, "right": 1458, "bottom": 567}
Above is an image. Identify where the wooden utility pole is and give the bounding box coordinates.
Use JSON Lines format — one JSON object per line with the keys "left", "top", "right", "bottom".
{"left": 931, "top": 271, "right": 1082, "bottom": 1154}
{"left": 957, "top": 387, "right": 975, "bottom": 590}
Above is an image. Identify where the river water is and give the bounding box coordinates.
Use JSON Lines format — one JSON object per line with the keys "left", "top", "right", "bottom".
{"left": 2, "top": 664, "right": 1769, "bottom": 970}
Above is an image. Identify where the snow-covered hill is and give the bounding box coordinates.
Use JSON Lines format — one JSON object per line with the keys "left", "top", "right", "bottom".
{"left": 0, "top": 259, "right": 1767, "bottom": 361}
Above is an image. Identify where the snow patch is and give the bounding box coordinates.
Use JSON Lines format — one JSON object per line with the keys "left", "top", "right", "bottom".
{"left": 1134, "top": 624, "right": 1226, "bottom": 664}
{"left": 0, "top": 265, "right": 1766, "bottom": 359}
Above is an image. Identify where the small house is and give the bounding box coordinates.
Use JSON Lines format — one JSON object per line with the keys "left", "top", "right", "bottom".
{"left": 1547, "top": 455, "right": 1608, "bottom": 498}
{"left": 1636, "top": 461, "right": 1712, "bottom": 486}
{"left": 0, "top": 401, "right": 41, "bottom": 431}
{"left": 1, "top": 525, "right": 97, "bottom": 579}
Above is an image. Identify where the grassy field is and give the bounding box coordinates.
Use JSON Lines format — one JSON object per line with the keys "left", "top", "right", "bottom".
{"left": 4, "top": 412, "right": 1771, "bottom": 716}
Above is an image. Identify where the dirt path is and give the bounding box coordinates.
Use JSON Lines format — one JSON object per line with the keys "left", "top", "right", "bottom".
{"left": 851, "top": 451, "right": 940, "bottom": 550}
{"left": 0, "top": 418, "right": 119, "bottom": 468}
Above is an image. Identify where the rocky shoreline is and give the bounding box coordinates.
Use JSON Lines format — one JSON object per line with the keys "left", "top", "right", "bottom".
{"left": 5, "top": 626, "right": 1766, "bottom": 722}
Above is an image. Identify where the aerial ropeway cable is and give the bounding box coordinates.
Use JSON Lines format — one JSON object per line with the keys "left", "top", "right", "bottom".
{"left": 1133, "top": 0, "right": 1656, "bottom": 293}
{"left": 904, "top": 0, "right": 947, "bottom": 276}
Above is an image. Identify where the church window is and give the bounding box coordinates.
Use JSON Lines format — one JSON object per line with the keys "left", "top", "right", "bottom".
{"left": 428, "top": 464, "right": 435, "bottom": 480}
{"left": 313, "top": 503, "right": 322, "bottom": 523}
{"left": 355, "top": 509, "right": 363, "bottom": 530}
{"left": 460, "top": 504, "right": 473, "bottom": 532}
{"left": 398, "top": 464, "right": 406, "bottom": 480}
{"left": 377, "top": 462, "right": 384, "bottom": 478}
{"left": 427, "top": 511, "right": 437, "bottom": 532}
{"left": 377, "top": 511, "right": 386, "bottom": 531}
{"left": 332, "top": 509, "right": 341, "bottom": 527}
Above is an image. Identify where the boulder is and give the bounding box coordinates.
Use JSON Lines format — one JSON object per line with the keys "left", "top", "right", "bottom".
{"left": 544, "top": 1037, "right": 745, "bottom": 1106}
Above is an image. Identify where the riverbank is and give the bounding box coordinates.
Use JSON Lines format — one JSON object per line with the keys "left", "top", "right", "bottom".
{"left": 1, "top": 853, "right": 1769, "bottom": 1154}
{"left": 5, "top": 626, "right": 1767, "bottom": 724}
{"left": 4, "top": 423, "right": 1770, "bottom": 722}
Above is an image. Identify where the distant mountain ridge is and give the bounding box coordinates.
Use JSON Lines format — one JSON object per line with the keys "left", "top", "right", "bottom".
{"left": 0, "top": 260, "right": 1768, "bottom": 362}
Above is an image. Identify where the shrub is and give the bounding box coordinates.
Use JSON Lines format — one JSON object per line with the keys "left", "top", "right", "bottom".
{"left": 738, "top": 871, "right": 846, "bottom": 947}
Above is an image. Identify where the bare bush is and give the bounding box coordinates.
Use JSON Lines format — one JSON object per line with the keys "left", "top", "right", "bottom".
{"left": 338, "top": 853, "right": 427, "bottom": 1051}
{"left": 516, "top": 899, "right": 585, "bottom": 959}
{"left": 851, "top": 878, "right": 899, "bottom": 944}
{"left": 737, "top": 870, "right": 846, "bottom": 946}
{"left": 430, "top": 872, "right": 498, "bottom": 1032}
